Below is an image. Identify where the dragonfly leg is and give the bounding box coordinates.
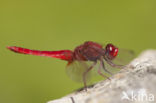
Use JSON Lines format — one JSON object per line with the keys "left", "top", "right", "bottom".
{"left": 98, "top": 68, "right": 111, "bottom": 80}
{"left": 98, "top": 59, "right": 111, "bottom": 80}
{"left": 83, "top": 62, "right": 97, "bottom": 91}
{"left": 105, "top": 59, "right": 125, "bottom": 69}
{"left": 100, "top": 59, "right": 113, "bottom": 75}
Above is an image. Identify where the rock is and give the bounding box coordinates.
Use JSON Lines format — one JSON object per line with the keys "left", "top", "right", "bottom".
{"left": 48, "top": 50, "right": 156, "bottom": 103}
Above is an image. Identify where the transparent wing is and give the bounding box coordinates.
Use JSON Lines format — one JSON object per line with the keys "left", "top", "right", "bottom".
{"left": 112, "top": 48, "right": 135, "bottom": 65}
{"left": 101, "top": 43, "right": 135, "bottom": 66}
{"left": 66, "top": 61, "right": 94, "bottom": 82}
{"left": 101, "top": 48, "right": 135, "bottom": 76}
{"left": 101, "top": 43, "right": 135, "bottom": 65}
{"left": 99, "top": 43, "right": 135, "bottom": 75}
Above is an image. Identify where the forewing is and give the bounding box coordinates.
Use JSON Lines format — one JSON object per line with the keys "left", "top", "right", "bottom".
{"left": 96, "top": 43, "right": 135, "bottom": 75}
{"left": 66, "top": 61, "right": 94, "bottom": 82}
{"left": 101, "top": 43, "right": 135, "bottom": 66}
{"left": 113, "top": 48, "right": 135, "bottom": 65}
{"left": 103, "top": 49, "right": 135, "bottom": 75}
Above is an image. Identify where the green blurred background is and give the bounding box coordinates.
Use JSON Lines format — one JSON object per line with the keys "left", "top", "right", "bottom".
{"left": 0, "top": 0, "right": 156, "bottom": 103}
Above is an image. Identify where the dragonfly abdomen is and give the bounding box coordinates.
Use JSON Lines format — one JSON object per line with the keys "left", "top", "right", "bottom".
{"left": 7, "top": 46, "right": 73, "bottom": 61}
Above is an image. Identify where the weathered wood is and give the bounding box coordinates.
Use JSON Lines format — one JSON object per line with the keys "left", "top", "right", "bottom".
{"left": 48, "top": 50, "right": 156, "bottom": 103}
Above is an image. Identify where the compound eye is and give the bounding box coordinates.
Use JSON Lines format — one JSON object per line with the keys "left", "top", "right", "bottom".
{"left": 106, "top": 44, "right": 118, "bottom": 59}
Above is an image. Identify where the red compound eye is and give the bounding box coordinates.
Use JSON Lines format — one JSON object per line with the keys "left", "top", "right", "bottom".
{"left": 105, "top": 44, "right": 118, "bottom": 60}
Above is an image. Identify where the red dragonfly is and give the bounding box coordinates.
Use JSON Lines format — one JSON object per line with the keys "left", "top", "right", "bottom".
{"left": 7, "top": 41, "right": 133, "bottom": 91}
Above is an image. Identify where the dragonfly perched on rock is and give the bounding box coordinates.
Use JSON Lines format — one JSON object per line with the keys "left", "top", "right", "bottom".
{"left": 7, "top": 41, "right": 134, "bottom": 91}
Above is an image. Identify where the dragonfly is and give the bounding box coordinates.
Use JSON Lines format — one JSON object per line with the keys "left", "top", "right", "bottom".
{"left": 7, "top": 41, "right": 134, "bottom": 91}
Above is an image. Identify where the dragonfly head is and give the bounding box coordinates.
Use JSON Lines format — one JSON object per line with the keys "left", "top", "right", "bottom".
{"left": 105, "top": 43, "right": 118, "bottom": 60}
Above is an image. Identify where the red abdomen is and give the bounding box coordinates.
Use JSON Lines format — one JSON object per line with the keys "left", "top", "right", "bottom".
{"left": 7, "top": 46, "right": 73, "bottom": 61}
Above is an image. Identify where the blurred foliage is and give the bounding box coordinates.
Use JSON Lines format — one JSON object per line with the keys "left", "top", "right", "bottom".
{"left": 0, "top": 0, "right": 156, "bottom": 103}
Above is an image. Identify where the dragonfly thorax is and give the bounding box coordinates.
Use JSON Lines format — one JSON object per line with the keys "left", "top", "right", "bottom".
{"left": 73, "top": 41, "right": 104, "bottom": 61}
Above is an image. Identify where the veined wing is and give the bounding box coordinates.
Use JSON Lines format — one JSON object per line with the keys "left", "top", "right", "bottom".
{"left": 100, "top": 43, "right": 135, "bottom": 66}
{"left": 101, "top": 48, "right": 135, "bottom": 76}
{"left": 66, "top": 60, "right": 117, "bottom": 83}
{"left": 66, "top": 60, "right": 94, "bottom": 83}
{"left": 112, "top": 48, "right": 135, "bottom": 66}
